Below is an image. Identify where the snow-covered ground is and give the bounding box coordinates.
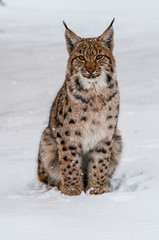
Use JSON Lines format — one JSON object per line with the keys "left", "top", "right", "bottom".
{"left": 0, "top": 0, "right": 159, "bottom": 239}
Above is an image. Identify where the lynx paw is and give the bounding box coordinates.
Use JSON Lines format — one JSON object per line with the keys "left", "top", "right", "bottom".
{"left": 89, "top": 187, "right": 110, "bottom": 195}
{"left": 61, "top": 187, "right": 83, "bottom": 196}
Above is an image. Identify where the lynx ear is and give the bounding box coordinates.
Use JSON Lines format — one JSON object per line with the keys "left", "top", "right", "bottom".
{"left": 99, "top": 18, "right": 115, "bottom": 50}
{"left": 63, "top": 21, "right": 81, "bottom": 54}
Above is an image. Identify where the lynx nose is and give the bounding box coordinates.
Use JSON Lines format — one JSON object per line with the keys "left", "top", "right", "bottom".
{"left": 87, "top": 68, "right": 95, "bottom": 74}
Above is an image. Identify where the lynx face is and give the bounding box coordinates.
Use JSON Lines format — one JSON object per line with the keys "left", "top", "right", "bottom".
{"left": 64, "top": 20, "right": 115, "bottom": 89}
{"left": 70, "top": 40, "right": 110, "bottom": 80}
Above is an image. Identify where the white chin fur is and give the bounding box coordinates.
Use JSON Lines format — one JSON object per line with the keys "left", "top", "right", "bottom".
{"left": 79, "top": 71, "right": 108, "bottom": 90}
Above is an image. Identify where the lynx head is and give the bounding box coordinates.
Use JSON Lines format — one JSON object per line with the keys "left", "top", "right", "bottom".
{"left": 63, "top": 20, "right": 116, "bottom": 90}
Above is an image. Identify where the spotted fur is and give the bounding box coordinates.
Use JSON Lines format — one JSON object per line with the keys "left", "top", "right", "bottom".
{"left": 37, "top": 20, "right": 122, "bottom": 195}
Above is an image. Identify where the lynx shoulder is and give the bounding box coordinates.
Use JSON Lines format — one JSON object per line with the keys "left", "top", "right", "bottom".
{"left": 38, "top": 19, "right": 122, "bottom": 196}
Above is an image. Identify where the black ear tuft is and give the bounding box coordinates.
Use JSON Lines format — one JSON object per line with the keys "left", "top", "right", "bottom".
{"left": 110, "top": 18, "right": 115, "bottom": 27}
{"left": 63, "top": 21, "right": 68, "bottom": 29}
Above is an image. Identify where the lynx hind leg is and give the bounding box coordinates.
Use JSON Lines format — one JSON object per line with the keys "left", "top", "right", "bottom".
{"left": 38, "top": 153, "right": 49, "bottom": 184}
{"left": 108, "top": 129, "right": 123, "bottom": 178}
{"left": 38, "top": 127, "right": 61, "bottom": 186}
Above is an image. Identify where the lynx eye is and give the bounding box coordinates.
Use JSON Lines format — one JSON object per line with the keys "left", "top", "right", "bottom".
{"left": 77, "top": 55, "right": 86, "bottom": 61}
{"left": 95, "top": 55, "right": 104, "bottom": 61}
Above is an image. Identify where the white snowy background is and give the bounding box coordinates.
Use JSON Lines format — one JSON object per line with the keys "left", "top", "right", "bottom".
{"left": 0, "top": 0, "right": 159, "bottom": 239}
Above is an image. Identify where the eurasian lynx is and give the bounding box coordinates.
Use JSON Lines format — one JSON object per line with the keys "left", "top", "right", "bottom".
{"left": 38, "top": 19, "right": 122, "bottom": 195}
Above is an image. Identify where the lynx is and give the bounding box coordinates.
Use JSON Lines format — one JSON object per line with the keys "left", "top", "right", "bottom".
{"left": 37, "top": 19, "right": 122, "bottom": 196}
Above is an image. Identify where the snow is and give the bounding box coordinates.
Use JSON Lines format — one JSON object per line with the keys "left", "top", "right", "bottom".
{"left": 0, "top": 0, "right": 159, "bottom": 239}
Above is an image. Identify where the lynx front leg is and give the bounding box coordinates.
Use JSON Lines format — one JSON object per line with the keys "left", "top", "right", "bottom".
{"left": 87, "top": 140, "right": 112, "bottom": 195}
{"left": 56, "top": 133, "right": 84, "bottom": 196}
